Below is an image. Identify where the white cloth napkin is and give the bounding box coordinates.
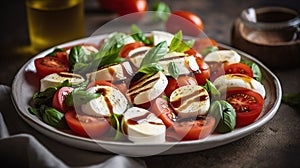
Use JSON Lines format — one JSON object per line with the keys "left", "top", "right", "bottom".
{"left": 0, "top": 85, "right": 146, "bottom": 168}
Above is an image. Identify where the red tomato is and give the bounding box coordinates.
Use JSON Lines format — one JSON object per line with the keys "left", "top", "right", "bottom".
{"left": 173, "top": 116, "right": 215, "bottom": 140}
{"left": 193, "top": 57, "right": 210, "bottom": 85}
{"left": 151, "top": 98, "right": 177, "bottom": 128}
{"left": 118, "top": 0, "right": 147, "bottom": 16}
{"left": 225, "top": 88, "right": 264, "bottom": 127}
{"left": 86, "top": 80, "right": 118, "bottom": 89}
{"left": 55, "top": 51, "right": 68, "bottom": 63}
{"left": 164, "top": 75, "right": 198, "bottom": 97}
{"left": 166, "top": 10, "right": 204, "bottom": 36}
{"left": 192, "top": 38, "right": 218, "bottom": 53}
{"left": 52, "top": 87, "right": 74, "bottom": 113}
{"left": 224, "top": 63, "right": 254, "bottom": 78}
{"left": 184, "top": 48, "right": 202, "bottom": 58}
{"left": 65, "top": 111, "right": 110, "bottom": 137}
{"left": 34, "top": 56, "right": 69, "bottom": 78}
{"left": 119, "top": 42, "right": 145, "bottom": 58}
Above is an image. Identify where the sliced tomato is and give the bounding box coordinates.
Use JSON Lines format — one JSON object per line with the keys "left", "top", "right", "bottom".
{"left": 52, "top": 87, "right": 74, "bottom": 113}
{"left": 55, "top": 51, "right": 68, "bottom": 63}
{"left": 164, "top": 75, "right": 198, "bottom": 97}
{"left": 119, "top": 42, "right": 145, "bottom": 58}
{"left": 173, "top": 116, "right": 215, "bottom": 140}
{"left": 86, "top": 80, "right": 118, "bottom": 89}
{"left": 166, "top": 10, "right": 203, "bottom": 36}
{"left": 34, "top": 56, "right": 69, "bottom": 78}
{"left": 192, "top": 38, "right": 218, "bottom": 54}
{"left": 224, "top": 63, "right": 254, "bottom": 78}
{"left": 225, "top": 87, "right": 264, "bottom": 127}
{"left": 193, "top": 57, "right": 210, "bottom": 85}
{"left": 151, "top": 98, "right": 176, "bottom": 128}
{"left": 65, "top": 111, "right": 110, "bottom": 137}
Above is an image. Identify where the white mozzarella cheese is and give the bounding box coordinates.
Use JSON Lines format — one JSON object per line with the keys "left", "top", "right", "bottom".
{"left": 213, "top": 74, "right": 266, "bottom": 98}
{"left": 81, "top": 86, "right": 128, "bottom": 117}
{"left": 151, "top": 31, "right": 174, "bottom": 46}
{"left": 127, "top": 71, "right": 168, "bottom": 105}
{"left": 204, "top": 50, "right": 241, "bottom": 64}
{"left": 40, "top": 72, "right": 85, "bottom": 92}
{"left": 86, "top": 61, "right": 133, "bottom": 82}
{"left": 123, "top": 107, "right": 166, "bottom": 143}
{"left": 170, "top": 85, "right": 210, "bottom": 118}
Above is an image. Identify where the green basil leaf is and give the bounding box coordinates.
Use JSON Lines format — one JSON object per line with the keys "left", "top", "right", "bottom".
{"left": 109, "top": 113, "right": 123, "bottom": 141}
{"left": 151, "top": 1, "right": 171, "bottom": 21}
{"left": 28, "top": 107, "right": 41, "bottom": 118}
{"left": 139, "top": 63, "right": 163, "bottom": 74}
{"left": 240, "top": 60, "right": 262, "bottom": 82}
{"left": 65, "top": 88, "right": 102, "bottom": 106}
{"left": 40, "top": 105, "right": 68, "bottom": 129}
{"left": 140, "top": 41, "right": 168, "bottom": 67}
{"left": 210, "top": 100, "right": 236, "bottom": 133}
{"left": 282, "top": 93, "right": 300, "bottom": 108}
{"left": 169, "top": 31, "right": 194, "bottom": 52}
{"left": 201, "top": 46, "right": 219, "bottom": 56}
{"left": 203, "top": 79, "right": 221, "bottom": 100}
{"left": 47, "top": 47, "right": 65, "bottom": 56}
{"left": 130, "top": 24, "right": 152, "bottom": 45}
{"left": 33, "top": 87, "right": 58, "bottom": 107}
{"left": 168, "top": 61, "right": 179, "bottom": 79}
{"left": 68, "top": 45, "right": 86, "bottom": 72}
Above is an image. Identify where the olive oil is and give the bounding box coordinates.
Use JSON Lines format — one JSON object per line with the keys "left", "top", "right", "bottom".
{"left": 26, "top": 0, "right": 85, "bottom": 51}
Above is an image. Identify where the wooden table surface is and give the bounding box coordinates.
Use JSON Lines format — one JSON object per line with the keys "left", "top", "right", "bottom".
{"left": 1, "top": 0, "right": 299, "bottom": 167}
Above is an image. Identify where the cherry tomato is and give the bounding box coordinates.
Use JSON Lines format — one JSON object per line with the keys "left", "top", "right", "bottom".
{"left": 118, "top": 0, "right": 147, "bottom": 16}
{"left": 224, "top": 63, "right": 254, "bottom": 78}
{"left": 151, "top": 98, "right": 177, "bottom": 128}
{"left": 192, "top": 38, "right": 218, "bottom": 54}
{"left": 34, "top": 56, "right": 69, "bottom": 78}
{"left": 65, "top": 111, "right": 110, "bottom": 137}
{"left": 173, "top": 116, "right": 215, "bottom": 140}
{"left": 52, "top": 87, "right": 74, "bottom": 113}
{"left": 119, "top": 42, "right": 145, "bottom": 58}
{"left": 193, "top": 57, "right": 210, "bottom": 85}
{"left": 225, "top": 87, "right": 264, "bottom": 127}
{"left": 166, "top": 10, "right": 203, "bottom": 36}
{"left": 86, "top": 80, "right": 118, "bottom": 89}
{"left": 164, "top": 75, "right": 198, "bottom": 97}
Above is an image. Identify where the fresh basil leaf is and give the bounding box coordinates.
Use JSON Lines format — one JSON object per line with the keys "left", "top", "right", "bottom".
{"left": 140, "top": 41, "right": 168, "bottom": 67}
{"left": 139, "top": 63, "right": 164, "bottom": 74}
{"left": 65, "top": 88, "right": 102, "bottom": 106}
{"left": 203, "top": 79, "right": 221, "bottom": 100}
{"left": 162, "top": 94, "right": 170, "bottom": 101}
{"left": 40, "top": 105, "right": 68, "bottom": 129}
{"left": 169, "top": 31, "right": 194, "bottom": 52}
{"left": 168, "top": 61, "right": 179, "bottom": 79}
{"left": 201, "top": 46, "right": 219, "bottom": 56}
{"left": 97, "top": 32, "right": 135, "bottom": 68}
{"left": 282, "top": 93, "right": 300, "bottom": 108}
{"left": 240, "top": 60, "right": 262, "bottom": 82}
{"left": 109, "top": 113, "right": 124, "bottom": 141}
{"left": 28, "top": 107, "right": 41, "bottom": 118}
{"left": 68, "top": 45, "right": 86, "bottom": 72}
{"left": 47, "top": 47, "right": 65, "bottom": 56}
{"left": 130, "top": 24, "right": 152, "bottom": 45}
{"left": 151, "top": 1, "right": 171, "bottom": 21}
{"left": 33, "top": 87, "right": 58, "bottom": 107}
{"left": 210, "top": 100, "right": 236, "bottom": 133}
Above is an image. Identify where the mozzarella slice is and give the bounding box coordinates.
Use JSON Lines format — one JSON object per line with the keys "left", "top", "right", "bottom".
{"left": 40, "top": 72, "right": 85, "bottom": 91}
{"left": 86, "top": 61, "right": 133, "bottom": 82}
{"left": 127, "top": 71, "right": 168, "bottom": 105}
{"left": 170, "top": 85, "right": 210, "bottom": 118}
{"left": 151, "top": 31, "right": 174, "bottom": 46}
{"left": 81, "top": 86, "right": 128, "bottom": 117}
{"left": 213, "top": 74, "right": 266, "bottom": 98}
{"left": 204, "top": 50, "right": 241, "bottom": 64}
{"left": 123, "top": 107, "right": 166, "bottom": 143}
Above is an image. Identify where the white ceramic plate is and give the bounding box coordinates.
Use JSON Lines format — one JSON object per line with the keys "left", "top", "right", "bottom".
{"left": 11, "top": 35, "right": 282, "bottom": 156}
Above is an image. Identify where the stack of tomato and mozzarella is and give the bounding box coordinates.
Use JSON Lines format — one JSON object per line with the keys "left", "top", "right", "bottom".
{"left": 31, "top": 30, "right": 265, "bottom": 143}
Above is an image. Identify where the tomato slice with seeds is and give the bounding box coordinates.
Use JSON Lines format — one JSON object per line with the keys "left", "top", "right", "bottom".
{"left": 173, "top": 116, "right": 215, "bottom": 140}
{"left": 225, "top": 63, "right": 254, "bottom": 78}
{"left": 151, "top": 98, "right": 176, "bottom": 128}
{"left": 34, "top": 56, "right": 69, "bottom": 78}
{"left": 225, "top": 87, "right": 264, "bottom": 127}
{"left": 65, "top": 111, "right": 110, "bottom": 137}
{"left": 52, "top": 87, "right": 74, "bottom": 113}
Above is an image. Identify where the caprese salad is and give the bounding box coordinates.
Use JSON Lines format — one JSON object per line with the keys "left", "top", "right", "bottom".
{"left": 28, "top": 25, "right": 265, "bottom": 143}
